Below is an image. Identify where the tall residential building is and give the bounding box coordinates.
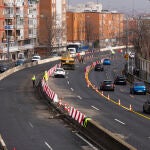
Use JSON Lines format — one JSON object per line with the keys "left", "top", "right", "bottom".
{"left": 37, "top": 0, "right": 66, "bottom": 55}
{"left": 0, "top": 0, "right": 67, "bottom": 59}
{"left": 0, "top": 0, "right": 39, "bottom": 60}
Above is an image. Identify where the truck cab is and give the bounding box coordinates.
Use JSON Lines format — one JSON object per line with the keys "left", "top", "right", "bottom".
{"left": 67, "top": 47, "right": 76, "bottom": 58}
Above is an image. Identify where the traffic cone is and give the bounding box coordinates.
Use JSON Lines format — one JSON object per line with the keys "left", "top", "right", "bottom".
{"left": 107, "top": 94, "right": 110, "bottom": 100}
{"left": 87, "top": 83, "right": 89, "bottom": 88}
{"left": 118, "top": 99, "right": 121, "bottom": 105}
{"left": 129, "top": 104, "right": 132, "bottom": 111}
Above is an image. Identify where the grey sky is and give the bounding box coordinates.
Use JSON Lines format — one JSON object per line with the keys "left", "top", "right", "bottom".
{"left": 69, "top": 0, "right": 150, "bottom": 14}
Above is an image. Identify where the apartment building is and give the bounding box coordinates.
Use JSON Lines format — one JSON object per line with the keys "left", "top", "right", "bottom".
{"left": 0, "top": 0, "right": 39, "bottom": 60}
{"left": 0, "top": 0, "right": 66, "bottom": 59}
{"left": 37, "top": 0, "right": 66, "bottom": 55}
{"left": 66, "top": 11, "right": 124, "bottom": 47}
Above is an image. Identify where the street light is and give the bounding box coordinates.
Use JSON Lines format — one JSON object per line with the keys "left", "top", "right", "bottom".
{"left": 6, "top": 20, "right": 10, "bottom": 61}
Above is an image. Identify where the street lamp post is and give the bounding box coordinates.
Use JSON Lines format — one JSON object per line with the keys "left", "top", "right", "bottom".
{"left": 6, "top": 21, "right": 10, "bottom": 61}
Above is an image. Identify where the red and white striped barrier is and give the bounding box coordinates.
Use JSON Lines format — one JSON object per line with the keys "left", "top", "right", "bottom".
{"left": 48, "top": 64, "right": 57, "bottom": 76}
{"left": 42, "top": 80, "right": 58, "bottom": 102}
{"left": 69, "top": 107, "right": 86, "bottom": 125}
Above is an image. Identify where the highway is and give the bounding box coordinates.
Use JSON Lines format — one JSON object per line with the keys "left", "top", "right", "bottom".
{"left": 0, "top": 61, "right": 97, "bottom": 150}
{"left": 49, "top": 51, "right": 150, "bottom": 150}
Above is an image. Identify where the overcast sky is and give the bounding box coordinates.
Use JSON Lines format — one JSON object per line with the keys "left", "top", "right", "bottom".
{"left": 69, "top": 0, "right": 150, "bottom": 14}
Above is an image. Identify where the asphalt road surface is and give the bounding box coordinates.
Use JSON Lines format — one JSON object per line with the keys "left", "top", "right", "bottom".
{"left": 49, "top": 52, "right": 150, "bottom": 150}
{"left": 0, "top": 61, "right": 97, "bottom": 150}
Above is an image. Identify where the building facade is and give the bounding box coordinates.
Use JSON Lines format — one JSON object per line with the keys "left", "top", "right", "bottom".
{"left": 0, "top": 0, "right": 39, "bottom": 60}
{"left": 37, "top": 0, "right": 66, "bottom": 55}
{"left": 0, "top": 0, "right": 67, "bottom": 59}
{"left": 66, "top": 11, "right": 124, "bottom": 47}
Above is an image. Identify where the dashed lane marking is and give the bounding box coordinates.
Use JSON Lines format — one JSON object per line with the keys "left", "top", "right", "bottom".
{"left": 75, "top": 133, "right": 98, "bottom": 150}
{"left": 91, "top": 105, "right": 99, "bottom": 111}
{"left": 29, "top": 122, "right": 34, "bottom": 128}
{"left": 114, "top": 119, "right": 125, "bottom": 125}
{"left": 77, "top": 95, "right": 82, "bottom": 99}
{"left": 70, "top": 88, "right": 74, "bottom": 91}
{"left": 45, "top": 141, "right": 53, "bottom": 150}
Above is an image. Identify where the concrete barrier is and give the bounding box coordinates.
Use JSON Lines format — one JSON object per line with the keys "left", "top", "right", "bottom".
{"left": 0, "top": 56, "right": 61, "bottom": 81}
{"left": 80, "top": 120, "right": 136, "bottom": 150}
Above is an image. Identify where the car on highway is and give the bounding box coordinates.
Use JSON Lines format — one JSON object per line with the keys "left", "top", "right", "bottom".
{"left": 0, "top": 64, "right": 9, "bottom": 73}
{"left": 129, "top": 52, "right": 135, "bottom": 58}
{"left": 94, "top": 63, "right": 104, "bottom": 71}
{"left": 103, "top": 58, "right": 111, "bottom": 65}
{"left": 130, "top": 81, "right": 146, "bottom": 95}
{"left": 15, "top": 59, "right": 25, "bottom": 66}
{"left": 99, "top": 80, "right": 115, "bottom": 91}
{"left": 32, "top": 55, "right": 41, "bottom": 62}
{"left": 114, "top": 75, "right": 127, "bottom": 85}
{"left": 143, "top": 100, "right": 150, "bottom": 113}
{"left": 54, "top": 67, "right": 66, "bottom": 78}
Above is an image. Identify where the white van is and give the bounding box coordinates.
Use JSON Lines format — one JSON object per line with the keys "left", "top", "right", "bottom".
{"left": 67, "top": 48, "right": 76, "bottom": 57}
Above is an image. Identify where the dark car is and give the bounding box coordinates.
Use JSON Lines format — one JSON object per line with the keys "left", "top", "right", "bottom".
{"left": 114, "top": 76, "right": 127, "bottom": 85}
{"left": 15, "top": 59, "right": 25, "bottom": 66}
{"left": 130, "top": 82, "right": 146, "bottom": 95}
{"left": 103, "top": 58, "right": 111, "bottom": 65}
{"left": 94, "top": 63, "right": 104, "bottom": 71}
{"left": 99, "top": 80, "right": 115, "bottom": 91}
{"left": 0, "top": 64, "right": 9, "bottom": 73}
{"left": 143, "top": 100, "right": 150, "bottom": 113}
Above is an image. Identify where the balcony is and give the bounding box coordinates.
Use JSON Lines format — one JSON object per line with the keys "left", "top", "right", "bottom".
{"left": 9, "top": 36, "right": 15, "bottom": 41}
{"left": 15, "top": 2, "right": 23, "bottom": 7}
{"left": 5, "top": 14, "right": 14, "bottom": 18}
{"left": 4, "top": 2, "right": 14, "bottom": 7}
{"left": 16, "top": 24, "right": 24, "bottom": 29}
{"left": 16, "top": 36, "right": 24, "bottom": 40}
{"left": 5, "top": 25, "right": 14, "bottom": 30}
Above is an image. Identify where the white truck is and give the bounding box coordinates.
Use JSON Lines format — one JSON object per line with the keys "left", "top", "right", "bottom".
{"left": 67, "top": 47, "right": 76, "bottom": 58}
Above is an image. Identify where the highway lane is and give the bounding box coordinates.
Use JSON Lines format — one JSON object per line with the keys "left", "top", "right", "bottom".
{"left": 49, "top": 53, "right": 150, "bottom": 150}
{"left": 0, "top": 61, "right": 97, "bottom": 150}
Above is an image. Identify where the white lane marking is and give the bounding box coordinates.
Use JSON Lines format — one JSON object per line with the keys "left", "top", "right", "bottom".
{"left": 67, "top": 80, "right": 70, "bottom": 84}
{"left": 45, "top": 141, "right": 53, "bottom": 150}
{"left": 70, "top": 88, "right": 74, "bottom": 91}
{"left": 114, "top": 119, "right": 125, "bottom": 125}
{"left": 75, "top": 133, "right": 98, "bottom": 150}
{"left": 77, "top": 95, "right": 82, "bottom": 99}
{"left": 91, "top": 105, "right": 99, "bottom": 111}
{"left": 130, "top": 95, "right": 134, "bottom": 98}
{"left": 29, "top": 122, "right": 34, "bottom": 128}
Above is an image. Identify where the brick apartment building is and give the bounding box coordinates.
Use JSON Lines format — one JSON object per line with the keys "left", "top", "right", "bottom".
{"left": 37, "top": 0, "right": 67, "bottom": 56}
{"left": 66, "top": 11, "right": 124, "bottom": 47}
{"left": 0, "top": 0, "right": 40, "bottom": 60}
{"left": 0, "top": 0, "right": 66, "bottom": 60}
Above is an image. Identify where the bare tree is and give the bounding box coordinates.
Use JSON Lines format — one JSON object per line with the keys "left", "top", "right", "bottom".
{"left": 85, "top": 20, "right": 95, "bottom": 47}
{"left": 132, "top": 17, "right": 150, "bottom": 58}
{"left": 45, "top": 16, "right": 56, "bottom": 56}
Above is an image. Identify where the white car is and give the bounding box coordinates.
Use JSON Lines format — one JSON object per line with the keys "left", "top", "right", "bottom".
{"left": 32, "top": 55, "right": 41, "bottom": 62}
{"left": 129, "top": 52, "right": 135, "bottom": 58}
{"left": 54, "top": 68, "right": 66, "bottom": 78}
